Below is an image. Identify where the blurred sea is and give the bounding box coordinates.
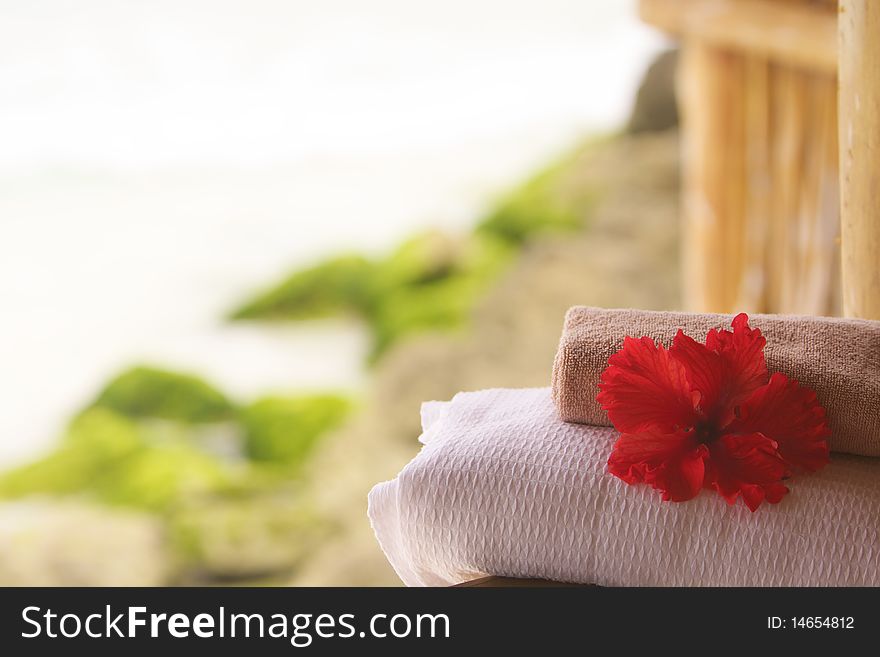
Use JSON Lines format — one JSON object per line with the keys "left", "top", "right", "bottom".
{"left": 0, "top": 0, "right": 665, "bottom": 466}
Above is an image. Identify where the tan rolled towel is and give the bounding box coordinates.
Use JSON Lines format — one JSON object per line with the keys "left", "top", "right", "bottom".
{"left": 551, "top": 306, "right": 880, "bottom": 457}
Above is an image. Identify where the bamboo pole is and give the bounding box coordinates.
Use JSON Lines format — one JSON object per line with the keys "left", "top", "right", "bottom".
{"left": 721, "top": 55, "right": 748, "bottom": 310}
{"left": 678, "top": 44, "right": 746, "bottom": 312}
{"left": 737, "top": 55, "right": 771, "bottom": 312}
{"left": 797, "top": 73, "right": 839, "bottom": 316}
{"left": 839, "top": 0, "right": 880, "bottom": 319}
{"left": 768, "top": 65, "right": 807, "bottom": 313}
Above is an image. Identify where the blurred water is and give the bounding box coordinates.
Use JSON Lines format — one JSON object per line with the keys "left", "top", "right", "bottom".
{"left": 0, "top": 0, "right": 665, "bottom": 465}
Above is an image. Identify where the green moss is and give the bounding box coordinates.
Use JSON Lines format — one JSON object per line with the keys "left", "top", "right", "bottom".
{"left": 227, "top": 230, "right": 514, "bottom": 361}
{"left": 0, "top": 409, "right": 142, "bottom": 499}
{"left": 367, "top": 238, "right": 508, "bottom": 358}
{"left": 0, "top": 364, "right": 356, "bottom": 515}
{"left": 369, "top": 281, "right": 470, "bottom": 358}
{"left": 371, "top": 230, "right": 460, "bottom": 289}
{"left": 228, "top": 234, "right": 467, "bottom": 324}
{"left": 63, "top": 406, "right": 144, "bottom": 456}
{"left": 0, "top": 408, "right": 237, "bottom": 512}
{"left": 92, "top": 366, "right": 235, "bottom": 423}
{"left": 241, "top": 394, "right": 352, "bottom": 466}
{"left": 93, "top": 443, "right": 233, "bottom": 512}
{"left": 227, "top": 138, "right": 603, "bottom": 359}
{"left": 476, "top": 155, "right": 584, "bottom": 244}
{"left": 230, "top": 254, "right": 375, "bottom": 321}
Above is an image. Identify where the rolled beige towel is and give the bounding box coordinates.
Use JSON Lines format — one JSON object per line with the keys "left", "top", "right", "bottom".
{"left": 551, "top": 306, "right": 880, "bottom": 457}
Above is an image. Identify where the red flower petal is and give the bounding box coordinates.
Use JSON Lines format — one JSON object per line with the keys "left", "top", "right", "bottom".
{"left": 608, "top": 429, "right": 708, "bottom": 502}
{"left": 669, "top": 329, "right": 726, "bottom": 420}
{"left": 597, "top": 336, "right": 699, "bottom": 434}
{"left": 728, "top": 373, "right": 831, "bottom": 472}
{"left": 702, "top": 313, "right": 769, "bottom": 416}
{"left": 706, "top": 433, "right": 789, "bottom": 511}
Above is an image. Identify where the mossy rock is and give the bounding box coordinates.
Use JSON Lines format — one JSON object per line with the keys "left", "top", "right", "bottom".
{"left": 369, "top": 274, "right": 486, "bottom": 360}
{"left": 230, "top": 233, "right": 468, "bottom": 323}
{"left": 230, "top": 254, "right": 375, "bottom": 321}
{"left": 241, "top": 394, "right": 352, "bottom": 466}
{"left": 371, "top": 230, "right": 461, "bottom": 290}
{"left": 92, "top": 365, "right": 235, "bottom": 423}
{"left": 0, "top": 408, "right": 237, "bottom": 513}
{"left": 366, "top": 234, "right": 512, "bottom": 359}
{"left": 476, "top": 159, "right": 584, "bottom": 244}
{"left": 0, "top": 408, "right": 142, "bottom": 499}
{"left": 228, "top": 138, "right": 602, "bottom": 359}
{"left": 92, "top": 442, "right": 233, "bottom": 512}
{"left": 168, "top": 491, "right": 324, "bottom": 579}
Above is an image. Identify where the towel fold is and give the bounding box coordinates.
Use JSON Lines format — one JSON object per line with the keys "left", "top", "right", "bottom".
{"left": 552, "top": 307, "right": 880, "bottom": 457}
{"left": 368, "top": 388, "right": 880, "bottom": 586}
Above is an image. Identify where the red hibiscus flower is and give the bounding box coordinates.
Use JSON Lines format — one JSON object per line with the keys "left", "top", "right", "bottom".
{"left": 596, "top": 313, "right": 830, "bottom": 511}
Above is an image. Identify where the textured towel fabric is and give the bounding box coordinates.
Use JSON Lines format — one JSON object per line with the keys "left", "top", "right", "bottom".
{"left": 552, "top": 307, "right": 880, "bottom": 457}
{"left": 368, "top": 388, "right": 880, "bottom": 587}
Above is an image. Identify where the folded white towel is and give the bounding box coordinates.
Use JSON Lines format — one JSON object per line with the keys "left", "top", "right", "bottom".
{"left": 368, "top": 387, "right": 880, "bottom": 586}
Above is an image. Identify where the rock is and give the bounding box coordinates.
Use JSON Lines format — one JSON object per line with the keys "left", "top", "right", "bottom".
{"left": 627, "top": 49, "right": 679, "bottom": 134}
{"left": 168, "top": 491, "right": 325, "bottom": 581}
{"left": 0, "top": 499, "right": 170, "bottom": 586}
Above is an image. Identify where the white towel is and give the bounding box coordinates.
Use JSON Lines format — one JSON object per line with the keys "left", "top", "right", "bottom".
{"left": 368, "top": 387, "right": 880, "bottom": 586}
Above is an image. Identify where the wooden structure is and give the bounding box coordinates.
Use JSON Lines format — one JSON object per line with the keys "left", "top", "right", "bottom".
{"left": 645, "top": 0, "right": 844, "bottom": 316}
{"left": 461, "top": 0, "right": 879, "bottom": 588}
{"left": 838, "top": 1, "right": 880, "bottom": 319}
